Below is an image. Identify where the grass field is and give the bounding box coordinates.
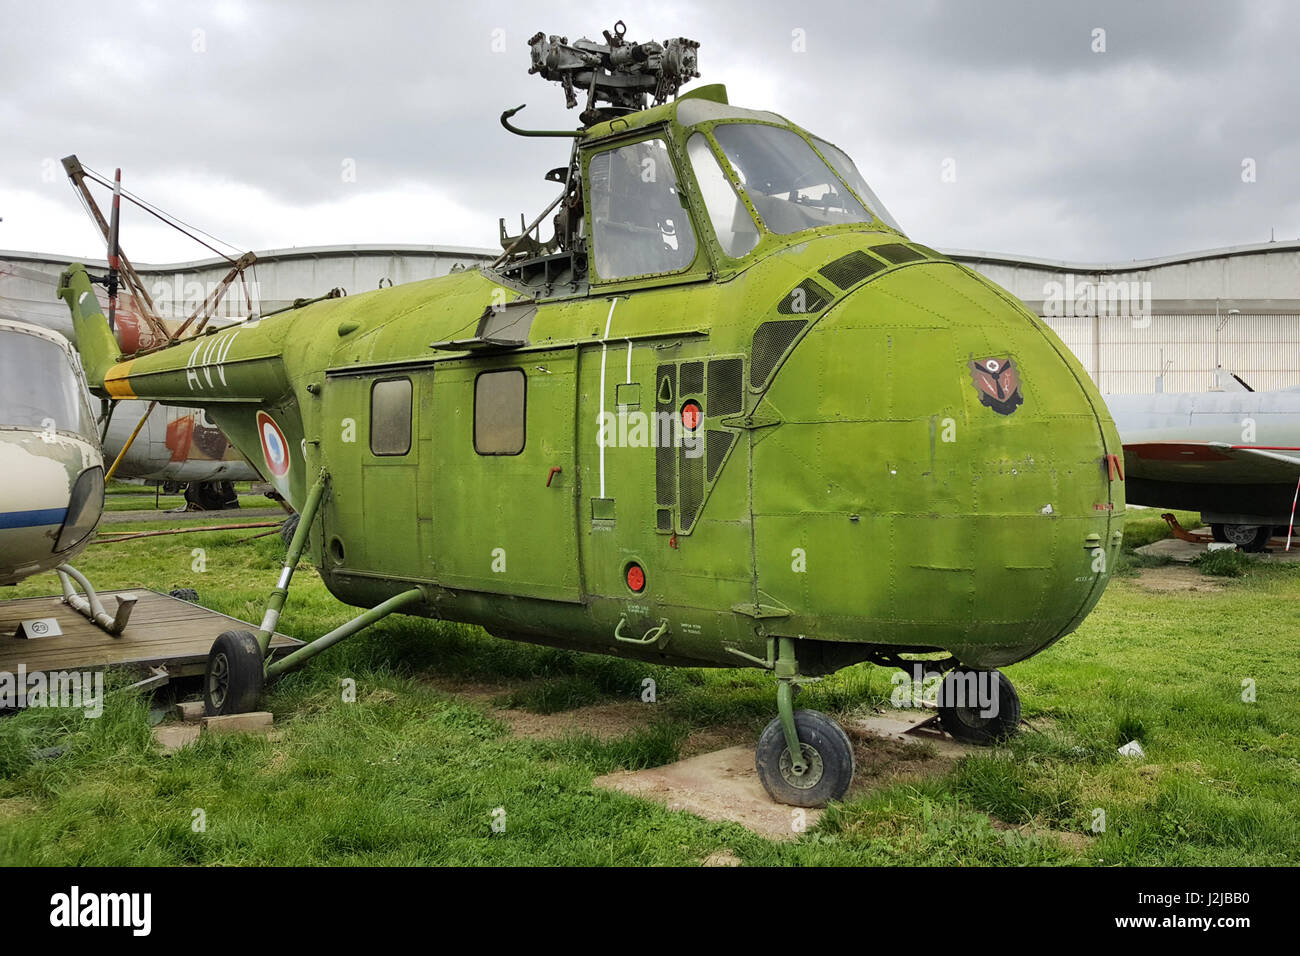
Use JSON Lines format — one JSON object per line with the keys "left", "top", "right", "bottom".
{"left": 1, "top": 507, "right": 1296, "bottom": 866}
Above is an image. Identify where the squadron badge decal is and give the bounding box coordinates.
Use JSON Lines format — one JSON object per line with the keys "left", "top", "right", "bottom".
{"left": 969, "top": 357, "right": 1024, "bottom": 416}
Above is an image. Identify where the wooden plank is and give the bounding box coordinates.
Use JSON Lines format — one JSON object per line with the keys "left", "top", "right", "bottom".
{"left": 0, "top": 589, "right": 301, "bottom": 675}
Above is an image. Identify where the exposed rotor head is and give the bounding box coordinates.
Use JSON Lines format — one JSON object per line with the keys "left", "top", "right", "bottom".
{"left": 527, "top": 20, "right": 700, "bottom": 127}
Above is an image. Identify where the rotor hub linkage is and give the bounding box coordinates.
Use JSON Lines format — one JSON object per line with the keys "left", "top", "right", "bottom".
{"left": 527, "top": 20, "right": 700, "bottom": 127}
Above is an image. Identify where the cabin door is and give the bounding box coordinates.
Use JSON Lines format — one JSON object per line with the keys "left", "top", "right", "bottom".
{"left": 429, "top": 349, "right": 581, "bottom": 602}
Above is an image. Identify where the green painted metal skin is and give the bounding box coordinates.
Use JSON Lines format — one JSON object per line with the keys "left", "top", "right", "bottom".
{"left": 57, "top": 84, "right": 1125, "bottom": 684}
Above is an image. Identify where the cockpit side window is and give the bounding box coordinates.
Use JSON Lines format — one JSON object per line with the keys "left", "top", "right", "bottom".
{"left": 588, "top": 137, "right": 698, "bottom": 281}
{"left": 711, "top": 124, "right": 871, "bottom": 235}
{"left": 686, "top": 133, "right": 759, "bottom": 258}
{"left": 0, "top": 329, "right": 96, "bottom": 439}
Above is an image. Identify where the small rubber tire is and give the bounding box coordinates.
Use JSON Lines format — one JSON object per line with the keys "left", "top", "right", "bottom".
{"left": 169, "top": 588, "right": 199, "bottom": 604}
{"left": 280, "top": 513, "right": 301, "bottom": 551}
{"left": 1210, "top": 523, "right": 1228, "bottom": 543}
{"left": 937, "top": 668, "right": 1021, "bottom": 745}
{"left": 204, "top": 630, "right": 264, "bottom": 716}
{"left": 1221, "top": 523, "right": 1270, "bottom": 552}
{"left": 755, "top": 709, "right": 855, "bottom": 808}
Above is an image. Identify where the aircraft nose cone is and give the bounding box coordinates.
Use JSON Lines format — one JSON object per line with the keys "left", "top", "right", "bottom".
{"left": 751, "top": 254, "right": 1123, "bottom": 667}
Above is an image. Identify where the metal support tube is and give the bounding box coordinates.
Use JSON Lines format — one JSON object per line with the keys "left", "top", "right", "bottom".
{"left": 775, "top": 637, "right": 808, "bottom": 775}
{"left": 264, "top": 588, "right": 424, "bottom": 680}
{"left": 56, "top": 563, "right": 136, "bottom": 635}
{"left": 254, "top": 471, "right": 327, "bottom": 656}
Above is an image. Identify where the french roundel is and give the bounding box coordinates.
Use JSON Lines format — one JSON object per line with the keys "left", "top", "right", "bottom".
{"left": 257, "top": 411, "right": 291, "bottom": 478}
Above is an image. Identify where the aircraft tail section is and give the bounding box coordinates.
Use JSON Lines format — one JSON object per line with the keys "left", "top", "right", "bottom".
{"left": 57, "top": 262, "right": 289, "bottom": 406}
{"left": 57, "top": 263, "right": 122, "bottom": 389}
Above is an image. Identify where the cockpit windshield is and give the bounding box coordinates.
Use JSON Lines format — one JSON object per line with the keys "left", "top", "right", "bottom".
{"left": 0, "top": 329, "right": 96, "bottom": 439}
{"left": 810, "top": 137, "right": 902, "bottom": 233}
{"left": 710, "top": 124, "right": 895, "bottom": 236}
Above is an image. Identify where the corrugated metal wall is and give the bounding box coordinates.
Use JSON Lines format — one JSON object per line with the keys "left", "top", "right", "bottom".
{"left": 1040, "top": 312, "right": 1300, "bottom": 394}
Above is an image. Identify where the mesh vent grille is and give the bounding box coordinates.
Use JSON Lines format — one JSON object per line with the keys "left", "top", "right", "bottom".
{"left": 705, "top": 429, "right": 735, "bottom": 482}
{"left": 678, "top": 445, "right": 705, "bottom": 531}
{"left": 656, "top": 508, "right": 673, "bottom": 532}
{"left": 908, "top": 244, "right": 946, "bottom": 260}
{"left": 873, "top": 243, "right": 926, "bottom": 264}
{"left": 707, "top": 357, "right": 743, "bottom": 417}
{"left": 819, "top": 251, "right": 886, "bottom": 289}
{"left": 776, "top": 278, "right": 831, "bottom": 315}
{"left": 655, "top": 364, "right": 676, "bottom": 507}
{"left": 751, "top": 319, "right": 807, "bottom": 388}
{"left": 679, "top": 360, "right": 704, "bottom": 395}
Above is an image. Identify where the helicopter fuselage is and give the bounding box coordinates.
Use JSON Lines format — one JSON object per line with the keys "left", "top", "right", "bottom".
{"left": 59, "top": 88, "right": 1124, "bottom": 675}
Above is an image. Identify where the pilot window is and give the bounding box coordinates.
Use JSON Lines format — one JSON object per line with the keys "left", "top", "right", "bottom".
{"left": 686, "top": 133, "right": 759, "bottom": 258}
{"left": 589, "top": 138, "right": 698, "bottom": 280}
{"left": 370, "top": 377, "right": 412, "bottom": 456}
{"left": 474, "top": 368, "right": 526, "bottom": 455}
{"left": 711, "top": 124, "right": 871, "bottom": 235}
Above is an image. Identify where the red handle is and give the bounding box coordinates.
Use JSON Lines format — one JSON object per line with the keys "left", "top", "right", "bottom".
{"left": 546, "top": 466, "right": 562, "bottom": 487}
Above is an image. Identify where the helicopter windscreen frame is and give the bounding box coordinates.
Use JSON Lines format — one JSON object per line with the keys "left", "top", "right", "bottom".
{"left": 708, "top": 122, "right": 900, "bottom": 237}
{"left": 0, "top": 328, "right": 97, "bottom": 439}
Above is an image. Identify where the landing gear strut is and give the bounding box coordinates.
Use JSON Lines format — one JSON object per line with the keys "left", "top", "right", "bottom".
{"left": 200, "top": 471, "right": 425, "bottom": 716}
{"left": 755, "top": 637, "right": 855, "bottom": 807}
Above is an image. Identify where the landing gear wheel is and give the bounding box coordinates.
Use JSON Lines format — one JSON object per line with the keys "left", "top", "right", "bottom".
{"left": 755, "top": 709, "right": 855, "bottom": 808}
{"left": 169, "top": 588, "right": 199, "bottom": 604}
{"left": 1220, "top": 524, "right": 1270, "bottom": 552}
{"left": 280, "top": 512, "right": 300, "bottom": 551}
{"left": 204, "top": 630, "right": 265, "bottom": 716}
{"left": 937, "top": 668, "right": 1021, "bottom": 745}
{"left": 1210, "top": 523, "right": 1228, "bottom": 543}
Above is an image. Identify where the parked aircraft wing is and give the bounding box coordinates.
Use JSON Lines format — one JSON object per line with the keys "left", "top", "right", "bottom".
{"left": 1123, "top": 441, "right": 1300, "bottom": 484}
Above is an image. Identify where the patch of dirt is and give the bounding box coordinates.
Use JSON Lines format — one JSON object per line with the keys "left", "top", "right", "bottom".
{"left": 0, "top": 796, "right": 37, "bottom": 819}
{"left": 425, "top": 675, "right": 670, "bottom": 741}
{"left": 1133, "top": 565, "right": 1226, "bottom": 593}
{"left": 681, "top": 722, "right": 756, "bottom": 758}
{"left": 990, "top": 816, "right": 1093, "bottom": 853}
{"left": 845, "top": 725, "right": 958, "bottom": 796}
{"left": 424, "top": 677, "right": 516, "bottom": 703}
{"left": 500, "top": 700, "right": 654, "bottom": 741}
{"left": 701, "top": 849, "right": 743, "bottom": 867}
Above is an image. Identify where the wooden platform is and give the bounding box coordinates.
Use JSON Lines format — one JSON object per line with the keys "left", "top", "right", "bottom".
{"left": 0, "top": 589, "right": 302, "bottom": 678}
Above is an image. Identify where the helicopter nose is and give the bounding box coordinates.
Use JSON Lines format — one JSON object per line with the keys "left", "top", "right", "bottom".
{"left": 750, "top": 254, "right": 1123, "bottom": 666}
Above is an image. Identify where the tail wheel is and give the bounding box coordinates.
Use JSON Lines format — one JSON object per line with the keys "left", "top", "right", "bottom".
{"left": 204, "top": 630, "right": 265, "bottom": 716}
{"left": 937, "top": 668, "right": 1021, "bottom": 744}
{"left": 1221, "top": 524, "right": 1271, "bottom": 552}
{"left": 755, "top": 709, "right": 855, "bottom": 808}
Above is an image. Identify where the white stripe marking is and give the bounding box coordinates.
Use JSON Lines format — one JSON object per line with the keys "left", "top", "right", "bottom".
{"left": 598, "top": 298, "right": 619, "bottom": 499}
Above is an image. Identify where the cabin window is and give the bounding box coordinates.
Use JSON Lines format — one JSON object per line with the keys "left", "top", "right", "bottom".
{"left": 370, "top": 377, "right": 412, "bottom": 456}
{"left": 474, "top": 368, "right": 526, "bottom": 455}
{"left": 711, "top": 124, "right": 871, "bottom": 235}
{"left": 589, "top": 137, "right": 698, "bottom": 280}
{"left": 686, "top": 133, "right": 759, "bottom": 258}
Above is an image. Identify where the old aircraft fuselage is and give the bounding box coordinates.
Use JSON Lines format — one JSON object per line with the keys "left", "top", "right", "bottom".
{"left": 60, "top": 86, "right": 1125, "bottom": 674}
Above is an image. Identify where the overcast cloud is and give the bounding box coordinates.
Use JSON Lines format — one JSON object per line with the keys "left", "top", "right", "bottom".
{"left": 2, "top": 0, "right": 1298, "bottom": 264}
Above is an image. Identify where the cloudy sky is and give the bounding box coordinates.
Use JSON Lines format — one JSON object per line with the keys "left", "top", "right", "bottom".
{"left": 2, "top": 0, "right": 1297, "bottom": 264}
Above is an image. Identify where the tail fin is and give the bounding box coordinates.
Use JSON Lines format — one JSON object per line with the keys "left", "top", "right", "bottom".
{"left": 57, "top": 263, "right": 122, "bottom": 390}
